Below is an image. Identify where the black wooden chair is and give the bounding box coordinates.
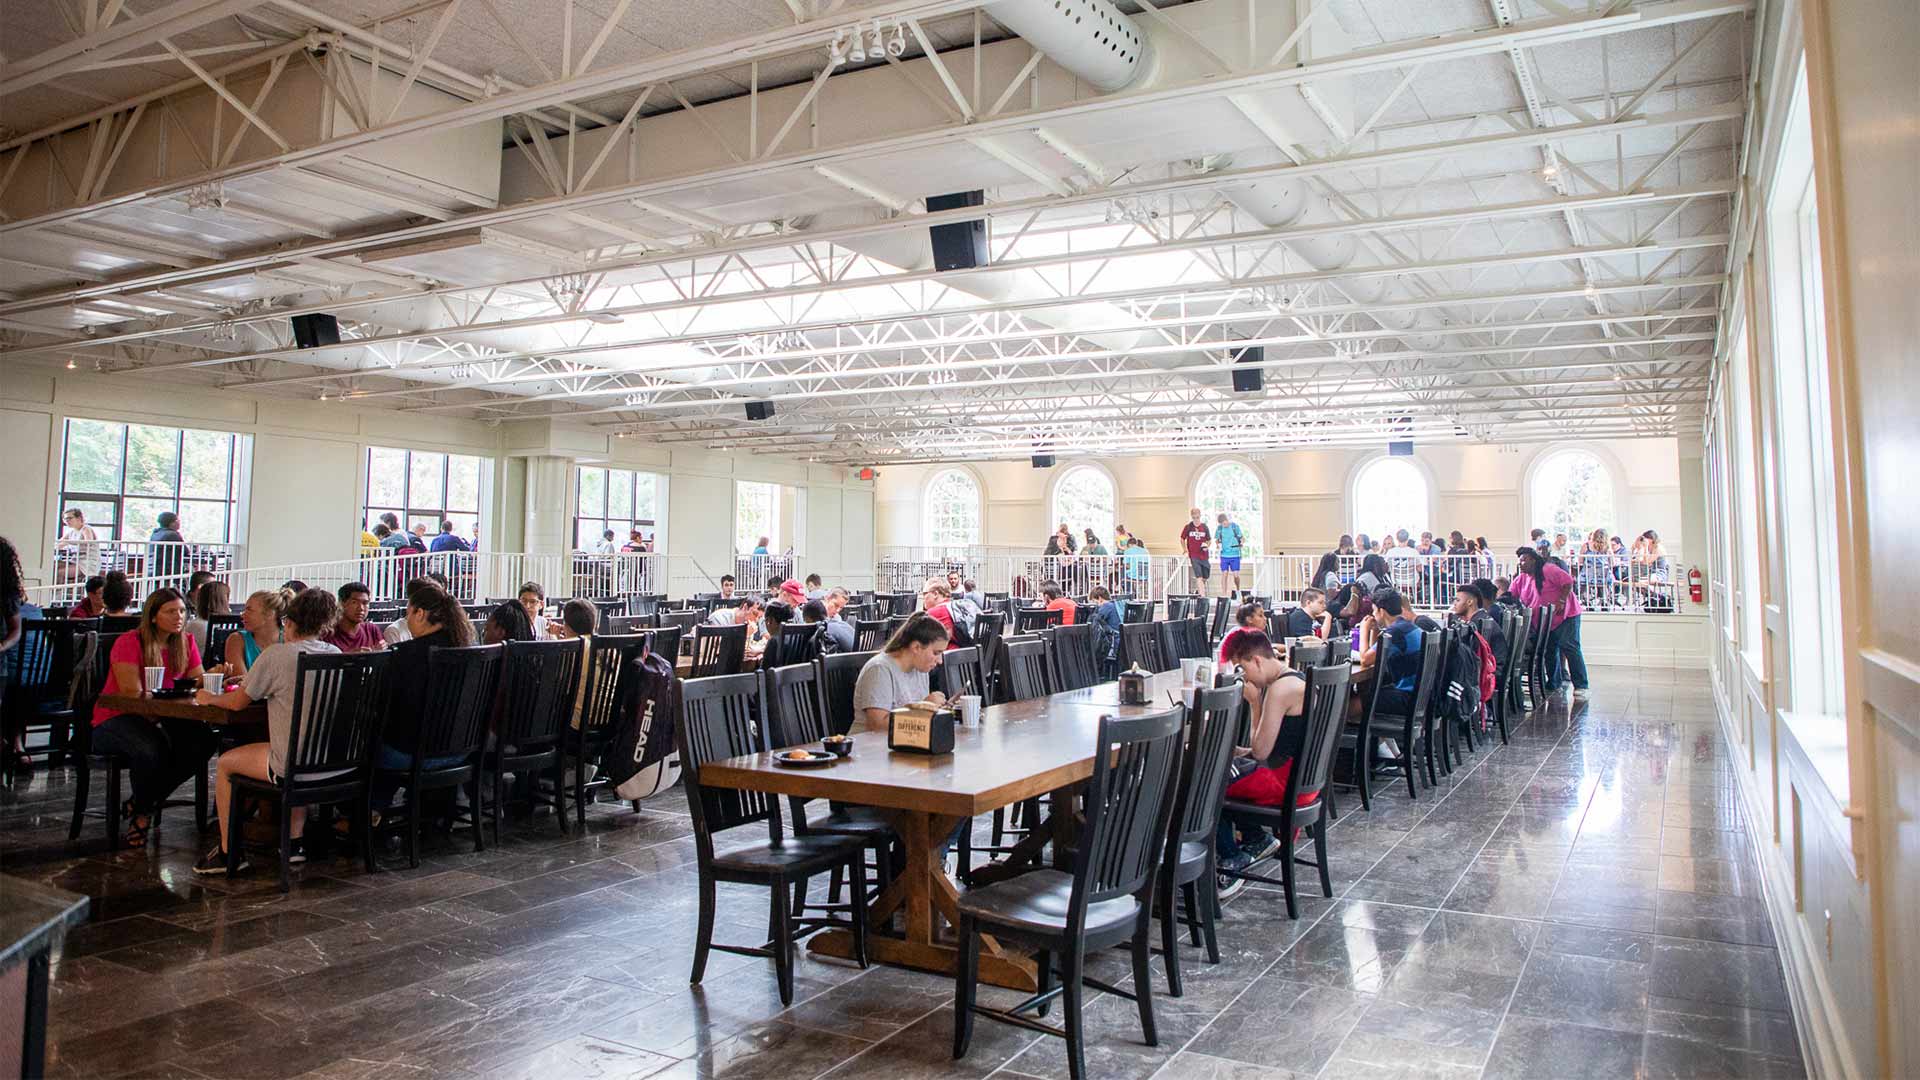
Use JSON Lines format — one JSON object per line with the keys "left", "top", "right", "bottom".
{"left": 228, "top": 651, "right": 393, "bottom": 890}
{"left": 657, "top": 610, "right": 705, "bottom": 652}
{"left": 939, "top": 646, "right": 987, "bottom": 701}
{"left": 1047, "top": 623, "right": 1099, "bottom": 692}
{"left": 5, "top": 618, "right": 96, "bottom": 772}
{"left": 1119, "top": 622, "right": 1168, "bottom": 673}
{"left": 690, "top": 623, "right": 747, "bottom": 678}
{"left": 100, "top": 614, "right": 141, "bottom": 633}
{"left": 1014, "top": 606, "right": 1063, "bottom": 634}
{"left": 853, "top": 619, "right": 888, "bottom": 652}
{"left": 679, "top": 671, "right": 870, "bottom": 1005}
{"left": 1289, "top": 641, "right": 1329, "bottom": 671}
{"left": 1122, "top": 600, "right": 1153, "bottom": 624}
{"left": 1523, "top": 605, "right": 1553, "bottom": 707}
{"left": 1372, "top": 631, "right": 1445, "bottom": 800}
{"left": 953, "top": 707, "right": 1185, "bottom": 1080}
{"left": 639, "top": 625, "right": 683, "bottom": 670}
{"left": 377, "top": 643, "right": 500, "bottom": 867}
{"left": 607, "top": 614, "right": 657, "bottom": 635}
{"left": 972, "top": 612, "right": 1006, "bottom": 701}
{"left": 485, "top": 639, "right": 582, "bottom": 842}
{"left": 1207, "top": 597, "right": 1231, "bottom": 647}
{"left": 1157, "top": 682, "right": 1242, "bottom": 995}
{"left": 817, "top": 650, "right": 876, "bottom": 735}
{"left": 763, "top": 662, "right": 895, "bottom": 907}
{"left": 565, "top": 634, "right": 649, "bottom": 828}
{"left": 767, "top": 621, "right": 823, "bottom": 668}
{"left": 1220, "top": 663, "right": 1354, "bottom": 917}
{"left": 1000, "top": 637, "right": 1051, "bottom": 701}
{"left": 202, "top": 613, "right": 243, "bottom": 673}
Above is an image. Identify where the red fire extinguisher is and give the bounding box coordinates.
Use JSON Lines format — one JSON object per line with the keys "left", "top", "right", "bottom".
{"left": 1688, "top": 567, "right": 1703, "bottom": 605}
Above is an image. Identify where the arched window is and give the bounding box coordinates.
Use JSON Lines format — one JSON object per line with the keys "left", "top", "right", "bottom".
{"left": 1051, "top": 465, "right": 1116, "bottom": 546}
{"left": 1529, "top": 449, "right": 1617, "bottom": 545}
{"left": 1195, "top": 461, "right": 1263, "bottom": 555}
{"left": 1351, "top": 457, "right": 1430, "bottom": 538}
{"left": 925, "top": 469, "right": 982, "bottom": 549}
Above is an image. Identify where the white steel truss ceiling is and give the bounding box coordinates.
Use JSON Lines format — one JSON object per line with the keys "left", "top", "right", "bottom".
{"left": 0, "top": 0, "right": 1748, "bottom": 465}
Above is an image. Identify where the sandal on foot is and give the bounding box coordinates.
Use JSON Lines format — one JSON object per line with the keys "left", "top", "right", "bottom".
{"left": 121, "top": 801, "right": 151, "bottom": 849}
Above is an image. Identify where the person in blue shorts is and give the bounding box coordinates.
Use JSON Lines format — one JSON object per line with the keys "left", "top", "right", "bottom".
{"left": 1215, "top": 511, "right": 1246, "bottom": 598}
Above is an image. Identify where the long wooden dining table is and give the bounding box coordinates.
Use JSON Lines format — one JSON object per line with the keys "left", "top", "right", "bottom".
{"left": 96, "top": 692, "right": 265, "bottom": 726}
{"left": 698, "top": 667, "right": 1192, "bottom": 991}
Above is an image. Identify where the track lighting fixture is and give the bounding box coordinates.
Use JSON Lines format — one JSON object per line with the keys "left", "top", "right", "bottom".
{"left": 887, "top": 23, "right": 907, "bottom": 57}
{"left": 848, "top": 29, "right": 866, "bottom": 63}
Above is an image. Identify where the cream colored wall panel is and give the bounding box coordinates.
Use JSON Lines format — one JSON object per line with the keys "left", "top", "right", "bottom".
{"left": 246, "top": 433, "right": 362, "bottom": 569}
{"left": 808, "top": 488, "right": 844, "bottom": 577}
{"left": 1, "top": 409, "right": 55, "bottom": 581}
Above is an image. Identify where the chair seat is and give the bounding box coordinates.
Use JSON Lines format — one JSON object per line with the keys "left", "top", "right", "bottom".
{"left": 956, "top": 868, "right": 1142, "bottom": 937}
{"left": 804, "top": 806, "right": 894, "bottom": 838}
{"left": 712, "top": 832, "right": 869, "bottom": 876}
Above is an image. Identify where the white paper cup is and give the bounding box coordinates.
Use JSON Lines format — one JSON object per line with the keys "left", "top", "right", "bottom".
{"left": 143, "top": 666, "right": 166, "bottom": 694}
{"left": 1179, "top": 658, "right": 1200, "bottom": 683}
{"left": 203, "top": 672, "right": 225, "bottom": 693}
{"left": 957, "top": 695, "right": 982, "bottom": 725}
{"left": 1181, "top": 685, "right": 1198, "bottom": 711}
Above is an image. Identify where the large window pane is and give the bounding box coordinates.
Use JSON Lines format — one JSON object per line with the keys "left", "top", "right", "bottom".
{"left": 1352, "top": 458, "right": 1430, "bottom": 538}
{"left": 736, "top": 482, "right": 777, "bottom": 553}
{"left": 1196, "top": 462, "right": 1264, "bottom": 554}
{"left": 926, "top": 469, "right": 982, "bottom": 548}
{"left": 408, "top": 452, "right": 445, "bottom": 509}
{"left": 367, "top": 448, "right": 406, "bottom": 506}
{"left": 1529, "top": 450, "right": 1616, "bottom": 543}
{"left": 123, "top": 497, "right": 175, "bottom": 540}
{"left": 577, "top": 518, "right": 606, "bottom": 549}
{"left": 63, "top": 499, "right": 116, "bottom": 534}
{"left": 608, "top": 469, "right": 633, "bottom": 519}
{"left": 63, "top": 419, "right": 122, "bottom": 493}
{"left": 179, "top": 430, "right": 232, "bottom": 498}
{"left": 578, "top": 467, "right": 606, "bottom": 516}
{"left": 175, "top": 499, "right": 229, "bottom": 542}
{"left": 446, "top": 455, "right": 481, "bottom": 512}
{"left": 124, "top": 425, "right": 179, "bottom": 496}
{"left": 634, "top": 473, "right": 658, "bottom": 522}
{"left": 1051, "top": 467, "right": 1116, "bottom": 544}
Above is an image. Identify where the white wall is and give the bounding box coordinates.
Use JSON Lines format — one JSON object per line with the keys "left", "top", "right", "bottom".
{"left": 874, "top": 437, "right": 1691, "bottom": 558}
{"left": 0, "top": 368, "right": 875, "bottom": 590}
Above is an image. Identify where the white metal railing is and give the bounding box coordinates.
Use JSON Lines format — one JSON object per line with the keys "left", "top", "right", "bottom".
{"left": 876, "top": 553, "right": 1181, "bottom": 600}
{"left": 29, "top": 541, "right": 243, "bottom": 607}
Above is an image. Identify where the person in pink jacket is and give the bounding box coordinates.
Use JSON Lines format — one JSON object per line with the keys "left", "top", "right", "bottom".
{"left": 1513, "top": 546, "right": 1588, "bottom": 696}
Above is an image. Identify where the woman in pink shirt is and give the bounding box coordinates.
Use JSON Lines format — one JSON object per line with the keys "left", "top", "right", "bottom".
{"left": 1514, "top": 547, "right": 1588, "bottom": 695}
{"left": 91, "top": 587, "right": 217, "bottom": 848}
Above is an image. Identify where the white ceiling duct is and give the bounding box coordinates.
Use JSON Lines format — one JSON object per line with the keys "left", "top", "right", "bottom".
{"left": 982, "top": 0, "right": 1152, "bottom": 92}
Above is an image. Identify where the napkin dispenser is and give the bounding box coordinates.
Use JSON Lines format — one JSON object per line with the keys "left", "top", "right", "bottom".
{"left": 1117, "top": 664, "right": 1153, "bottom": 706}
{"left": 888, "top": 704, "right": 956, "bottom": 755}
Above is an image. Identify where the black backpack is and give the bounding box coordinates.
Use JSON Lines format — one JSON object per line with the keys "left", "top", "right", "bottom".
{"left": 1439, "top": 623, "right": 1483, "bottom": 725}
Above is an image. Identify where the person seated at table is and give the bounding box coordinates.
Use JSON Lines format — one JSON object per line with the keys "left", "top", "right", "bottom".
{"left": 1360, "top": 589, "right": 1422, "bottom": 720}
{"left": 185, "top": 581, "right": 230, "bottom": 656}
{"left": 101, "top": 570, "right": 135, "bottom": 617}
{"left": 1086, "top": 584, "right": 1123, "bottom": 678}
{"left": 185, "top": 570, "right": 214, "bottom": 612}
{"left": 801, "top": 599, "right": 829, "bottom": 627}
{"left": 481, "top": 599, "right": 536, "bottom": 645}
{"left": 224, "top": 589, "right": 288, "bottom": 676}
{"left": 705, "top": 595, "right": 762, "bottom": 630}
{"left": 758, "top": 601, "right": 794, "bottom": 660}
{"left": 1459, "top": 579, "right": 1507, "bottom": 665}
{"left": 959, "top": 578, "right": 987, "bottom": 609}
{"left": 547, "top": 597, "right": 598, "bottom": 641}
{"left": 192, "top": 588, "right": 344, "bottom": 874}
{"left": 370, "top": 582, "right": 476, "bottom": 813}
{"left": 821, "top": 587, "right": 857, "bottom": 653}
{"left": 91, "top": 587, "right": 213, "bottom": 849}
{"left": 1038, "top": 580, "right": 1076, "bottom": 625}
{"left": 384, "top": 577, "right": 433, "bottom": 645}
{"left": 323, "top": 582, "right": 385, "bottom": 653}
{"left": 1214, "top": 629, "right": 1313, "bottom": 899}
{"left": 1218, "top": 601, "right": 1268, "bottom": 665}
{"left": 717, "top": 574, "right": 737, "bottom": 600}
{"left": 918, "top": 580, "right": 956, "bottom": 635}
{"left": 69, "top": 575, "right": 106, "bottom": 618}
{"left": 775, "top": 578, "right": 807, "bottom": 610}
{"left": 1280, "top": 588, "right": 1328, "bottom": 639}
{"left": 1491, "top": 575, "right": 1524, "bottom": 612}
{"left": 803, "top": 573, "right": 827, "bottom": 602}
{"left": 853, "top": 613, "right": 949, "bottom": 731}
{"left": 514, "top": 581, "right": 552, "bottom": 639}
{"left": 1353, "top": 553, "right": 1390, "bottom": 596}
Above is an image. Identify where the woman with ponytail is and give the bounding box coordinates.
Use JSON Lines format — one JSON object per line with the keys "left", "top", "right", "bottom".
{"left": 91, "top": 586, "right": 215, "bottom": 847}
{"left": 223, "top": 588, "right": 289, "bottom": 675}
{"left": 369, "top": 581, "right": 474, "bottom": 813}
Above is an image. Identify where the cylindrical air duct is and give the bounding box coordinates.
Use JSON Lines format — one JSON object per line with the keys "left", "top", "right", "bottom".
{"left": 984, "top": 0, "right": 1150, "bottom": 92}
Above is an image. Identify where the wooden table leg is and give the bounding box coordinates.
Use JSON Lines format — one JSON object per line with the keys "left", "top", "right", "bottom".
{"left": 806, "top": 809, "right": 1037, "bottom": 991}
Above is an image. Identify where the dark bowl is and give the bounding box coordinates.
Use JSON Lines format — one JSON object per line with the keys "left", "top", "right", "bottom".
{"left": 821, "top": 735, "right": 854, "bottom": 757}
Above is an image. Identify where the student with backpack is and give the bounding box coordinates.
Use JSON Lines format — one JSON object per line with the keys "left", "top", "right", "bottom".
{"left": 1214, "top": 512, "right": 1247, "bottom": 598}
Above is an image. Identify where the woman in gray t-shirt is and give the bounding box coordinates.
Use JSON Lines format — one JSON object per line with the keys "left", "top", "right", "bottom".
{"left": 852, "top": 614, "right": 950, "bottom": 729}
{"left": 190, "top": 588, "right": 342, "bottom": 875}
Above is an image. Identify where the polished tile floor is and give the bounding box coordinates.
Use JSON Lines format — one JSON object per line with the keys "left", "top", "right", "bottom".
{"left": 1, "top": 665, "right": 1806, "bottom": 1079}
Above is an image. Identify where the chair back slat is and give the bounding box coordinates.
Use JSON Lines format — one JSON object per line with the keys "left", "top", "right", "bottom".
{"left": 607, "top": 614, "right": 657, "bottom": 635}
{"left": 1122, "top": 600, "right": 1153, "bottom": 624}
{"left": 1289, "top": 641, "right": 1329, "bottom": 671}
{"left": 658, "top": 610, "right": 704, "bottom": 650}
{"left": 1014, "top": 606, "right": 1064, "bottom": 634}
{"left": 1173, "top": 684, "right": 1242, "bottom": 844}
{"left": 853, "top": 619, "right": 888, "bottom": 652}
{"left": 817, "top": 650, "right": 877, "bottom": 735}
{"left": 1411, "top": 629, "right": 1446, "bottom": 722}
{"left": 496, "top": 639, "right": 584, "bottom": 751}
{"left": 581, "top": 634, "right": 649, "bottom": 732}
{"left": 691, "top": 623, "right": 748, "bottom": 678}
{"left": 1047, "top": 622, "right": 1098, "bottom": 692}
{"left": 768, "top": 622, "right": 823, "bottom": 668}
{"left": 1072, "top": 707, "right": 1184, "bottom": 911}
{"left": 286, "top": 651, "right": 393, "bottom": 778}
{"left": 939, "top": 646, "right": 986, "bottom": 700}
{"left": 763, "top": 662, "right": 828, "bottom": 749}
{"left": 676, "top": 672, "right": 778, "bottom": 850}
{"left": 414, "top": 644, "right": 502, "bottom": 759}
{"left": 1001, "top": 636, "right": 1050, "bottom": 701}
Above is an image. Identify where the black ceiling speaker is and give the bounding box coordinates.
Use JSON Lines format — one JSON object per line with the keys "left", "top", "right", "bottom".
{"left": 290, "top": 313, "right": 341, "bottom": 349}
{"left": 745, "top": 401, "right": 776, "bottom": 421}
{"left": 1031, "top": 454, "right": 1056, "bottom": 468}
{"left": 927, "top": 190, "right": 988, "bottom": 271}
{"left": 1231, "top": 345, "right": 1264, "bottom": 393}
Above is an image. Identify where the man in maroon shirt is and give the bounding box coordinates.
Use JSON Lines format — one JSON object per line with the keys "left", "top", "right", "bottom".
{"left": 322, "top": 581, "right": 385, "bottom": 653}
{"left": 69, "top": 575, "right": 105, "bottom": 618}
{"left": 1179, "top": 508, "right": 1212, "bottom": 594}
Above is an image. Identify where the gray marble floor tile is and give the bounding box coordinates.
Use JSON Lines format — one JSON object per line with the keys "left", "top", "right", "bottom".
{"left": 1481, "top": 1017, "right": 1645, "bottom": 1080}
{"left": 1184, "top": 976, "right": 1371, "bottom": 1074}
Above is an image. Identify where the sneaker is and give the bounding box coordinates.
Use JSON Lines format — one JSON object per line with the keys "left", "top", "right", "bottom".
{"left": 193, "top": 846, "right": 247, "bottom": 875}
{"left": 1216, "top": 873, "right": 1248, "bottom": 902}
{"left": 1246, "top": 830, "right": 1282, "bottom": 864}
{"left": 287, "top": 839, "right": 307, "bottom": 865}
